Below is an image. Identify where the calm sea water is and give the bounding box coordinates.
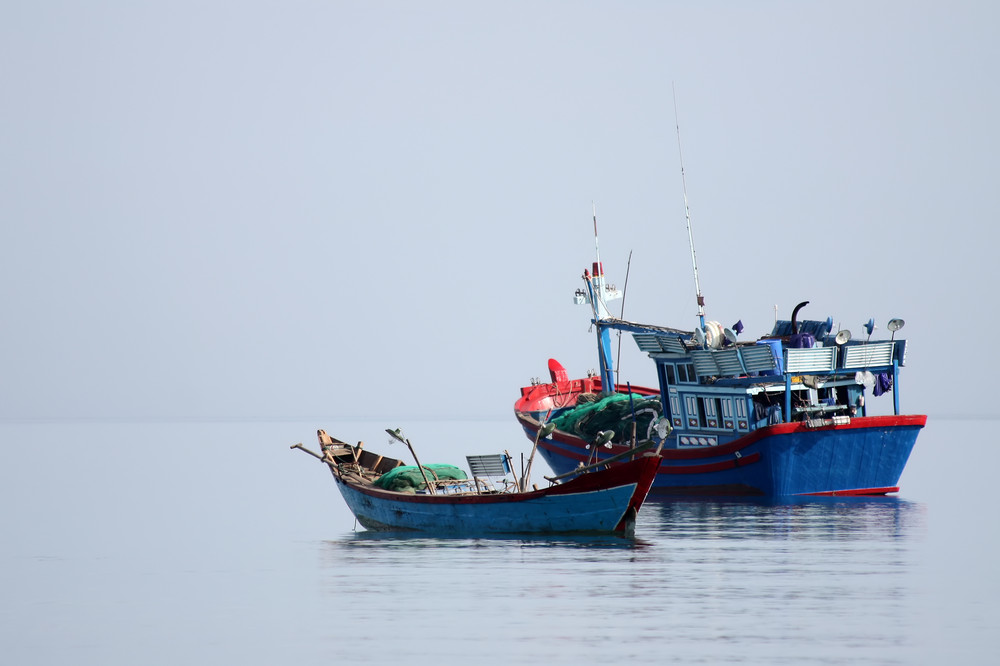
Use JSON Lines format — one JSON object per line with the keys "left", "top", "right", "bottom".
{"left": 0, "top": 417, "right": 994, "bottom": 665}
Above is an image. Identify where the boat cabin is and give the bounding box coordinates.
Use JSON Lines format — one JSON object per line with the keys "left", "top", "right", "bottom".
{"left": 605, "top": 317, "right": 907, "bottom": 448}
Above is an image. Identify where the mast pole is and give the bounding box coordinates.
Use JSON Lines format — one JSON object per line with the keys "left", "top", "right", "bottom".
{"left": 588, "top": 203, "right": 616, "bottom": 393}
{"left": 673, "top": 84, "right": 706, "bottom": 329}
{"left": 592, "top": 201, "right": 602, "bottom": 271}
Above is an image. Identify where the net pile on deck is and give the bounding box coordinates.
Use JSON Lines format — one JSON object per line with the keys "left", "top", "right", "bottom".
{"left": 551, "top": 393, "right": 662, "bottom": 444}
{"left": 373, "top": 464, "right": 468, "bottom": 493}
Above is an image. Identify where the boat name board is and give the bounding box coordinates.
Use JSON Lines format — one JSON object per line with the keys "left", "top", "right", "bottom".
{"left": 678, "top": 435, "right": 719, "bottom": 447}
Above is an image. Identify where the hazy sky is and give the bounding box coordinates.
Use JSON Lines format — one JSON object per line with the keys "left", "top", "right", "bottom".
{"left": 2, "top": 1, "right": 997, "bottom": 421}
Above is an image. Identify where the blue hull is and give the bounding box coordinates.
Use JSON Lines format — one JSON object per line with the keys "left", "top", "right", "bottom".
{"left": 336, "top": 481, "right": 635, "bottom": 532}
{"left": 528, "top": 415, "right": 925, "bottom": 497}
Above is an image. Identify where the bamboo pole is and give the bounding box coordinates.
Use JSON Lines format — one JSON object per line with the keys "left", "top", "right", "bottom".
{"left": 522, "top": 419, "right": 555, "bottom": 492}
{"left": 290, "top": 443, "right": 324, "bottom": 461}
{"left": 503, "top": 449, "right": 520, "bottom": 491}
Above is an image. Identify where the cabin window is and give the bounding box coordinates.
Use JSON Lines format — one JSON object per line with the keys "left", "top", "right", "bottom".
{"left": 684, "top": 395, "right": 700, "bottom": 429}
{"left": 668, "top": 391, "right": 683, "bottom": 428}
{"left": 734, "top": 399, "right": 750, "bottom": 430}
{"left": 664, "top": 365, "right": 676, "bottom": 385}
{"left": 675, "top": 363, "right": 697, "bottom": 384}
{"left": 720, "top": 398, "right": 735, "bottom": 430}
{"left": 699, "top": 396, "right": 723, "bottom": 429}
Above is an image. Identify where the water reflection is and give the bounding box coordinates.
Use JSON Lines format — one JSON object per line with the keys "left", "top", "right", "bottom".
{"left": 315, "top": 496, "right": 929, "bottom": 664}
{"left": 643, "top": 495, "right": 927, "bottom": 542}
{"left": 324, "top": 529, "right": 649, "bottom": 553}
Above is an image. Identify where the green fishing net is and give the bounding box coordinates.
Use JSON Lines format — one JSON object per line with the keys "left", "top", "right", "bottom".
{"left": 373, "top": 464, "right": 468, "bottom": 492}
{"left": 551, "top": 393, "right": 663, "bottom": 444}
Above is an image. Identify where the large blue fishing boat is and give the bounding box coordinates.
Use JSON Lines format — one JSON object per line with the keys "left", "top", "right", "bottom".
{"left": 515, "top": 257, "right": 925, "bottom": 496}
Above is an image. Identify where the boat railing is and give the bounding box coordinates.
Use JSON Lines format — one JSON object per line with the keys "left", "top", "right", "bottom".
{"left": 690, "top": 345, "right": 780, "bottom": 378}
{"left": 785, "top": 347, "right": 838, "bottom": 374}
{"left": 841, "top": 341, "right": 896, "bottom": 369}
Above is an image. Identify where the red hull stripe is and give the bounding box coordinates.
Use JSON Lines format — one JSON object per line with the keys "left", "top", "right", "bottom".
{"left": 537, "top": 439, "right": 762, "bottom": 474}
{"left": 658, "top": 414, "right": 926, "bottom": 460}
{"left": 520, "top": 412, "right": 927, "bottom": 461}
{"left": 802, "top": 486, "right": 900, "bottom": 496}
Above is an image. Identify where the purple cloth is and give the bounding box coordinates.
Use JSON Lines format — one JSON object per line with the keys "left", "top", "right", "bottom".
{"left": 873, "top": 372, "right": 893, "bottom": 396}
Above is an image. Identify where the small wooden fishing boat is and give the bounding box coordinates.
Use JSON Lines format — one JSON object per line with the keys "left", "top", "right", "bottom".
{"left": 292, "top": 428, "right": 661, "bottom": 535}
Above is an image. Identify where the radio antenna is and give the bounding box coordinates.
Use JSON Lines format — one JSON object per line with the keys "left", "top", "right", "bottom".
{"left": 592, "top": 201, "right": 602, "bottom": 268}
{"left": 673, "top": 83, "right": 706, "bottom": 329}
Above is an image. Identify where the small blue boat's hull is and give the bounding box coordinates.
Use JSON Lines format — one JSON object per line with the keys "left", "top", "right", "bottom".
{"left": 523, "top": 415, "right": 925, "bottom": 497}
{"left": 332, "top": 455, "right": 660, "bottom": 534}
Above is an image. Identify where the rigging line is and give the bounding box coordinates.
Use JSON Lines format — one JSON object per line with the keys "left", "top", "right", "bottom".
{"left": 672, "top": 82, "right": 706, "bottom": 329}
{"left": 615, "top": 249, "right": 633, "bottom": 388}
{"left": 592, "top": 201, "right": 602, "bottom": 271}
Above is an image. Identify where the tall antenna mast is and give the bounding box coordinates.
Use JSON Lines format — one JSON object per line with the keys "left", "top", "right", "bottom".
{"left": 592, "top": 201, "right": 602, "bottom": 269}
{"left": 585, "top": 201, "right": 619, "bottom": 320}
{"left": 672, "top": 83, "right": 706, "bottom": 329}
